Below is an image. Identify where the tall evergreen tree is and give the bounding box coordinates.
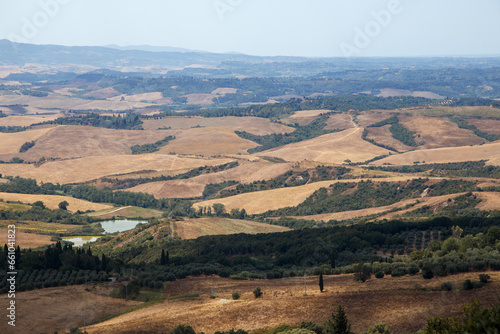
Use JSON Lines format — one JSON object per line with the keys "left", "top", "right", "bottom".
{"left": 325, "top": 305, "right": 353, "bottom": 334}
{"left": 319, "top": 273, "right": 324, "bottom": 292}
{"left": 160, "top": 249, "right": 166, "bottom": 265}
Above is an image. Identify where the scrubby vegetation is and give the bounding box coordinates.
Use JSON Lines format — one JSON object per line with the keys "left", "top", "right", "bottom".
{"left": 236, "top": 116, "right": 338, "bottom": 153}
{"left": 36, "top": 113, "right": 143, "bottom": 130}
{"left": 262, "top": 179, "right": 476, "bottom": 217}
{"left": 449, "top": 116, "right": 500, "bottom": 141}
{"left": 204, "top": 166, "right": 350, "bottom": 199}
{"left": 131, "top": 135, "right": 175, "bottom": 154}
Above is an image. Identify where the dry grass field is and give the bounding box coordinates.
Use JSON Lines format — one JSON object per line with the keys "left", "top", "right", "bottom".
{"left": 355, "top": 111, "right": 395, "bottom": 128}
{"left": 289, "top": 109, "right": 331, "bottom": 118}
{"left": 372, "top": 141, "right": 500, "bottom": 166}
{"left": 364, "top": 125, "right": 413, "bottom": 152}
{"left": 0, "top": 229, "right": 53, "bottom": 248}
{"left": 87, "top": 272, "right": 500, "bottom": 334}
{"left": 185, "top": 93, "right": 215, "bottom": 105}
{"left": 0, "top": 114, "right": 61, "bottom": 127}
{"left": 467, "top": 119, "right": 500, "bottom": 135}
{"left": 194, "top": 177, "right": 423, "bottom": 214}
{"left": 157, "top": 127, "right": 259, "bottom": 156}
{"left": 255, "top": 128, "right": 392, "bottom": 164}
{"left": 416, "top": 106, "right": 500, "bottom": 118}
{"left": 376, "top": 88, "right": 444, "bottom": 99}
{"left": 142, "top": 116, "right": 294, "bottom": 135}
{"left": 0, "top": 154, "right": 235, "bottom": 184}
{"left": 0, "top": 125, "right": 178, "bottom": 161}
{"left": 126, "top": 160, "right": 294, "bottom": 198}
{"left": 0, "top": 192, "right": 113, "bottom": 212}
{"left": 0, "top": 127, "right": 54, "bottom": 155}
{"left": 0, "top": 285, "right": 140, "bottom": 334}
{"left": 175, "top": 217, "right": 290, "bottom": 239}
{"left": 89, "top": 206, "right": 164, "bottom": 219}
{"left": 324, "top": 113, "right": 356, "bottom": 130}
{"left": 0, "top": 92, "right": 153, "bottom": 111}
{"left": 83, "top": 87, "right": 121, "bottom": 99}
{"left": 399, "top": 116, "right": 484, "bottom": 149}
{"left": 475, "top": 192, "right": 500, "bottom": 211}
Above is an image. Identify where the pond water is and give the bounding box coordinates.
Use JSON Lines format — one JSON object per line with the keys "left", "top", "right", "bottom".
{"left": 62, "top": 236, "right": 101, "bottom": 247}
{"left": 98, "top": 220, "right": 146, "bottom": 234}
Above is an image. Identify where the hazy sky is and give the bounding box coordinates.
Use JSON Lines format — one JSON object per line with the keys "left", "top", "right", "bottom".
{"left": 1, "top": 0, "right": 499, "bottom": 57}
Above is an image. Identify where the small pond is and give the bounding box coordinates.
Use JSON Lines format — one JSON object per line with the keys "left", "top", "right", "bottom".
{"left": 62, "top": 236, "right": 101, "bottom": 247}
{"left": 98, "top": 220, "right": 147, "bottom": 234}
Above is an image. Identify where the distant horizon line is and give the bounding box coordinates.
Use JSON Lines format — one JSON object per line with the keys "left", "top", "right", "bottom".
{"left": 2, "top": 39, "right": 500, "bottom": 59}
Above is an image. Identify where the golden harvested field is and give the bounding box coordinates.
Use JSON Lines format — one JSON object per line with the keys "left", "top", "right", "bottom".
{"left": 184, "top": 93, "right": 214, "bottom": 105}
{"left": 324, "top": 113, "right": 356, "bottom": 130}
{"left": 0, "top": 93, "right": 152, "bottom": 111}
{"left": 289, "top": 109, "right": 331, "bottom": 118}
{"left": 1, "top": 125, "right": 175, "bottom": 161}
{"left": 109, "top": 92, "right": 163, "bottom": 102}
{"left": 194, "top": 177, "right": 424, "bottom": 214}
{"left": 376, "top": 88, "right": 444, "bottom": 99}
{"left": 89, "top": 206, "right": 164, "bottom": 219}
{"left": 355, "top": 111, "right": 395, "bottom": 128}
{"left": 467, "top": 119, "right": 500, "bottom": 135}
{"left": 175, "top": 217, "right": 290, "bottom": 239}
{"left": 475, "top": 192, "right": 500, "bottom": 211}
{"left": 0, "top": 154, "right": 235, "bottom": 184}
{"left": 364, "top": 125, "right": 413, "bottom": 152}
{"left": 0, "top": 230, "right": 53, "bottom": 248}
{"left": 84, "top": 87, "right": 121, "bottom": 99}
{"left": 255, "top": 128, "right": 392, "bottom": 164}
{"left": 373, "top": 141, "right": 500, "bottom": 166}
{"left": 158, "top": 127, "right": 259, "bottom": 156}
{"left": 211, "top": 88, "right": 238, "bottom": 95}
{"left": 0, "top": 285, "right": 140, "bottom": 334}
{"left": 415, "top": 106, "right": 500, "bottom": 118}
{"left": 88, "top": 272, "right": 500, "bottom": 334}
{"left": 399, "top": 116, "right": 483, "bottom": 149}
{"left": 126, "top": 160, "right": 294, "bottom": 198}
{"left": 0, "top": 114, "right": 61, "bottom": 127}
{"left": 0, "top": 192, "right": 113, "bottom": 212}
{"left": 142, "top": 116, "right": 294, "bottom": 135}
{"left": 0, "top": 220, "right": 82, "bottom": 234}
{"left": 0, "top": 127, "right": 54, "bottom": 155}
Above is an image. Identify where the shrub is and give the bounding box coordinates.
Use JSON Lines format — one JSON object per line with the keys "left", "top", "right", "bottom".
{"left": 462, "top": 279, "right": 474, "bottom": 290}
{"left": 375, "top": 271, "right": 384, "bottom": 279}
{"left": 479, "top": 274, "right": 490, "bottom": 283}
{"left": 421, "top": 267, "right": 434, "bottom": 279}
{"left": 299, "top": 321, "right": 324, "bottom": 334}
{"left": 171, "top": 324, "right": 196, "bottom": 334}
{"left": 232, "top": 292, "right": 240, "bottom": 300}
{"left": 362, "top": 323, "right": 391, "bottom": 334}
{"left": 253, "top": 287, "right": 263, "bottom": 298}
{"left": 441, "top": 282, "right": 453, "bottom": 291}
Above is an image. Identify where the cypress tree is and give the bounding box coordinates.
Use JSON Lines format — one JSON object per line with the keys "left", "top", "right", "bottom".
{"left": 325, "top": 305, "right": 353, "bottom": 334}
{"left": 319, "top": 273, "right": 324, "bottom": 292}
{"left": 160, "top": 249, "right": 166, "bottom": 265}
